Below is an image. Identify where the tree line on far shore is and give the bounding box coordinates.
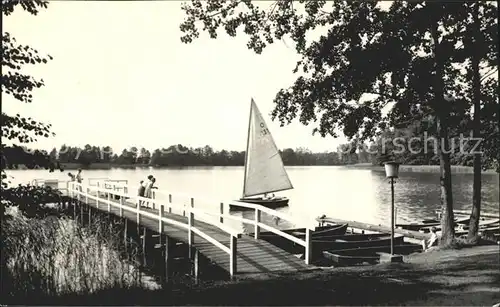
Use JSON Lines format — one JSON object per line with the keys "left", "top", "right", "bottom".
{"left": 4, "top": 125, "right": 497, "bottom": 169}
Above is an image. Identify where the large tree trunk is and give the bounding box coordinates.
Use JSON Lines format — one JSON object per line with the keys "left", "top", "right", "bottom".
{"left": 467, "top": 3, "right": 482, "bottom": 243}
{"left": 431, "top": 23, "right": 456, "bottom": 247}
{"left": 436, "top": 116, "right": 456, "bottom": 247}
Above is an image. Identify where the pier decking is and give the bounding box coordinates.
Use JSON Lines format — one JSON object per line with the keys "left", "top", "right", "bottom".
{"left": 50, "top": 179, "right": 314, "bottom": 278}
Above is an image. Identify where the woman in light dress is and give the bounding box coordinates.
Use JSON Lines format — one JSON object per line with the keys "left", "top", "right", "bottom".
{"left": 144, "top": 177, "right": 156, "bottom": 198}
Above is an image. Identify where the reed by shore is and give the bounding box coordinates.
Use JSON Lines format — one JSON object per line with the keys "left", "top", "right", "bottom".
{"left": 1, "top": 208, "right": 147, "bottom": 300}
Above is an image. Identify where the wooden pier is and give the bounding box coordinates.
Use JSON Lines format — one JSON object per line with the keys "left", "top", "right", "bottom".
{"left": 40, "top": 179, "right": 315, "bottom": 279}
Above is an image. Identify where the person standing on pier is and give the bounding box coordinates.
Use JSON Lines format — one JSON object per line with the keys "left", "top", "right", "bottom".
{"left": 138, "top": 180, "right": 145, "bottom": 206}
{"left": 138, "top": 180, "right": 145, "bottom": 197}
{"left": 75, "top": 169, "right": 83, "bottom": 191}
{"left": 139, "top": 175, "right": 153, "bottom": 207}
{"left": 143, "top": 176, "right": 157, "bottom": 207}
{"left": 145, "top": 177, "right": 156, "bottom": 198}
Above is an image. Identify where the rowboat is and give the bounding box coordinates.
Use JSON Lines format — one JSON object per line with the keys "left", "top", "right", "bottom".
{"left": 312, "top": 234, "right": 405, "bottom": 255}
{"left": 322, "top": 244, "right": 423, "bottom": 266}
{"left": 399, "top": 217, "right": 470, "bottom": 232}
{"left": 311, "top": 232, "right": 393, "bottom": 241}
{"left": 395, "top": 219, "right": 440, "bottom": 231}
{"left": 258, "top": 224, "right": 349, "bottom": 253}
{"left": 419, "top": 217, "right": 497, "bottom": 233}
{"left": 481, "top": 226, "right": 500, "bottom": 242}
{"left": 456, "top": 218, "right": 500, "bottom": 231}
{"left": 259, "top": 223, "right": 349, "bottom": 238}
{"left": 233, "top": 99, "right": 293, "bottom": 209}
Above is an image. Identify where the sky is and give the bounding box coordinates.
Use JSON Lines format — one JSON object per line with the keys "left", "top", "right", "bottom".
{"left": 3, "top": 1, "right": 353, "bottom": 153}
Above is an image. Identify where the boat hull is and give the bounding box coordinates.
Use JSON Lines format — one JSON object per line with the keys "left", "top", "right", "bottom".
{"left": 231, "top": 197, "right": 289, "bottom": 210}
{"left": 397, "top": 217, "right": 470, "bottom": 232}
{"left": 312, "top": 234, "right": 405, "bottom": 258}
{"left": 259, "top": 224, "right": 349, "bottom": 239}
{"left": 258, "top": 224, "right": 349, "bottom": 253}
{"left": 323, "top": 244, "right": 423, "bottom": 266}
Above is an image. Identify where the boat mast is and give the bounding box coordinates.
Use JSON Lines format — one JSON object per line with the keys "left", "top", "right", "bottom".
{"left": 242, "top": 98, "right": 254, "bottom": 198}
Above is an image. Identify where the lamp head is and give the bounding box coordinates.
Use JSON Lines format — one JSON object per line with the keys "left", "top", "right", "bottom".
{"left": 384, "top": 161, "right": 400, "bottom": 178}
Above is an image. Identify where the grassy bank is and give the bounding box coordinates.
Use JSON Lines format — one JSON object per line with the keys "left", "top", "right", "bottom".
{"left": 1, "top": 209, "right": 146, "bottom": 301}
{"left": 347, "top": 163, "right": 498, "bottom": 174}
{"left": 4, "top": 244, "right": 498, "bottom": 305}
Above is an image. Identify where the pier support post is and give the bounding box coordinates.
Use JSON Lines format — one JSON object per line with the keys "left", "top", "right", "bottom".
{"left": 80, "top": 202, "right": 84, "bottom": 225}
{"left": 254, "top": 209, "right": 261, "bottom": 239}
{"left": 96, "top": 182, "right": 100, "bottom": 209}
{"left": 73, "top": 200, "right": 77, "bottom": 220}
{"left": 142, "top": 227, "right": 147, "bottom": 266}
{"left": 305, "top": 228, "right": 312, "bottom": 265}
{"left": 136, "top": 199, "right": 140, "bottom": 227}
{"left": 219, "top": 202, "right": 224, "bottom": 224}
{"left": 96, "top": 187, "right": 100, "bottom": 209}
{"left": 107, "top": 190, "right": 111, "bottom": 216}
{"left": 152, "top": 191, "right": 155, "bottom": 210}
{"left": 230, "top": 235, "right": 237, "bottom": 278}
{"left": 188, "top": 198, "right": 195, "bottom": 258}
{"left": 88, "top": 205, "right": 92, "bottom": 225}
{"left": 124, "top": 218, "right": 128, "bottom": 246}
{"left": 163, "top": 235, "right": 172, "bottom": 284}
{"left": 390, "top": 177, "right": 395, "bottom": 255}
{"left": 193, "top": 249, "right": 199, "bottom": 283}
{"left": 168, "top": 194, "right": 172, "bottom": 213}
{"left": 159, "top": 204, "right": 164, "bottom": 239}
{"left": 119, "top": 195, "right": 124, "bottom": 217}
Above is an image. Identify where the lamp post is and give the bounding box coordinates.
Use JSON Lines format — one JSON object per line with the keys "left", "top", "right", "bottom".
{"left": 384, "top": 161, "right": 400, "bottom": 255}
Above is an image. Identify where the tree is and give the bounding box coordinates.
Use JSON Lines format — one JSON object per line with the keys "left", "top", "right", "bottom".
{"left": 1, "top": 0, "right": 57, "bottom": 191}
{"left": 1, "top": 0, "right": 61, "bottom": 222}
{"left": 179, "top": 1, "right": 496, "bottom": 247}
{"left": 460, "top": 2, "right": 498, "bottom": 242}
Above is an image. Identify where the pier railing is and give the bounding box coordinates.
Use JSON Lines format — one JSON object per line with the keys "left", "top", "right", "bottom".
{"left": 32, "top": 178, "right": 69, "bottom": 192}
{"left": 66, "top": 181, "right": 241, "bottom": 276}
{"left": 93, "top": 179, "right": 315, "bottom": 264}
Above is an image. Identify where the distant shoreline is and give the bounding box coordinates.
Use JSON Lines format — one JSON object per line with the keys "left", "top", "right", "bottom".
{"left": 345, "top": 163, "right": 498, "bottom": 174}
{"left": 11, "top": 162, "right": 498, "bottom": 174}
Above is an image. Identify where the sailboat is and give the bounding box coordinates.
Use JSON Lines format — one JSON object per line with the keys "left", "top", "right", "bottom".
{"left": 234, "top": 98, "right": 294, "bottom": 209}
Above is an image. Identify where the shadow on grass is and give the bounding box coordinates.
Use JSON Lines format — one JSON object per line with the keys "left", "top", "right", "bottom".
{"left": 6, "top": 252, "right": 497, "bottom": 306}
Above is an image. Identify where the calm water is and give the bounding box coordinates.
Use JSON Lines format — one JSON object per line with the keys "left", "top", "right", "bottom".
{"left": 6, "top": 166, "right": 499, "bottom": 231}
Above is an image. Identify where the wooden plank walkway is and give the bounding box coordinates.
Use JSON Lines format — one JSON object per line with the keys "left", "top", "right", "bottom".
{"left": 70, "top": 191, "right": 311, "bottom": 276}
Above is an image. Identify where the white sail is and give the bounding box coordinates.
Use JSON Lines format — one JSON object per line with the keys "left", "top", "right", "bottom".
{"left": 242, "top": 98, "right": 293, "bottom": 198}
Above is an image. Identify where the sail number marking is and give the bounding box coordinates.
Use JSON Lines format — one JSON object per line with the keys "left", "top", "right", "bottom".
{"left": 259, "top": 122, "right": 270, "bottom": 136}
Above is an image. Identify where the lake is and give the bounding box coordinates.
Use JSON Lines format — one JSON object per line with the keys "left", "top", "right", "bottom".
{"left": 5, "top": 166, "right": 499, "bottom": 231}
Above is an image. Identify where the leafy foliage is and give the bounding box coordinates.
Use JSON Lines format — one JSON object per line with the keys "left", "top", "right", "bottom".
{"left": 180, "top": 1, "right": 497, "bottom": 141}
{"left": 1, "top": 1, "right": 58, "bottom": 222}
{"left": 180, "top": 1, "right": 498, "bottom": 246}
{"left": 1, "top": 0, "right": 55, "bottom": 194}
{"left": 1, "top": 0, "right": 48, "bottom": 16}
{"left": 1, "top": 184, "right": 67, "bottom": 219}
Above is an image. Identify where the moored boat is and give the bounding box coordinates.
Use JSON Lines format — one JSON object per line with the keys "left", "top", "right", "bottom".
{"left": 231, "top": 197, "right": 289, "bottom": 210}
{"left": 259, "top": 223, "right": 349, "bottom": 238}
{"left": 232, "top": 99, "right": 294, "bottom": 210}
{"left": 419, "top": 217, "right": 496, "bottom": 233}
{"left": 312, "top": 233, "right": 405, "bottom": 256}
{"left": 258, "top": 224, "right": 349, "bottom": 253}
{"left": 311, "top": 232, "right": 392, "bottom": 241}
{"left": 322, "top": 243, "right": 423, "bottom": 266}
{"left": 398, "top": 217, "right": 470, "bottom": 232}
